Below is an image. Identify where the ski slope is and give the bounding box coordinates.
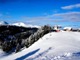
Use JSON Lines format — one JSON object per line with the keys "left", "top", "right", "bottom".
{"left": 0, "top": 31, "right": 80, "bottom": 60}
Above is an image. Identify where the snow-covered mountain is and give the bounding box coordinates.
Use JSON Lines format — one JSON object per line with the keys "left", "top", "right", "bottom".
{"left": 1, "top": 32, "right": 80, "bottom": 60}
{"left": 12, "top": 22, "right": 26, "bottom": 27}
{"left": 12, "top": 22, "right": 40, "bottom": 28}
{"left": 0, "top": 21, "right": 8, "bottom": 25}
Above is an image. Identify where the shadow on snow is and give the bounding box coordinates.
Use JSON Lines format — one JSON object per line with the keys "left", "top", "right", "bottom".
{"left": 15, "top": 48, "right": 40, "bottom": 60}
{"left": 73, "top": 52, "right": 80, "bottom": 56}
{"left": 26, "top": 47, "right": 52, "bottom": 60}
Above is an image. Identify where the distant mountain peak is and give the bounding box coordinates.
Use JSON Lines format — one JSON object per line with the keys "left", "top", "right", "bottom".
{"left": 0, "top": 21, "right": 8, "bottom": 25}
{"left": 12, "top": 22, "right": 26, "bottom": 27}
{"left": 12, "top": 22, "right": 41, "bottom": 28}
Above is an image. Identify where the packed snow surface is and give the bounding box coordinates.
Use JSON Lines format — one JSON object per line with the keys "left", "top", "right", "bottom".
{"left": 0, "top": 31, "right": 80, "bottom": 60}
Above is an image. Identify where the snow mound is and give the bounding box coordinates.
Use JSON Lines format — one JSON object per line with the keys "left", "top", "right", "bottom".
{"left": 64, "top": 27, "right": 72, "bottom": 30}
{"left": 0, "top": 21, "right": 8, "bottom": 25}
{"left": 12, "top": 22, "right": 40, "bottom": 28}
{"left": 1, "top": 32, "right": 80, "bottom": 60}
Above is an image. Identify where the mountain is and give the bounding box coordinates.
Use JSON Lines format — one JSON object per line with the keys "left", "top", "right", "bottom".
{"left": 1, "top": 32, "right": 80, "bottom": 60}
{"left": 0, "top": 21, "right": 8, "bottom": 25}
{"left": 12, "top": 22, "right": 40, "bottom": 28}
{"left": 12, "top": 22, "right": 27, "bottom": 27}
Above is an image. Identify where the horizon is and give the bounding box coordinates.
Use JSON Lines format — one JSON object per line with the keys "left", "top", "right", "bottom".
{"left": 0, "top": 0, "right": 80, "bottom": 27}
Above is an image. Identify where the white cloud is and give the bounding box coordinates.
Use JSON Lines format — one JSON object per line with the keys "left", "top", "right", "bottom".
{"left": 61, "top": 3, "right": 80, "bottom": 9}
{"left": 22, "top": 12, "right": 80, "bottom": 25}
{"left": 53, "top": 12, "right": 80, "bottom": 22}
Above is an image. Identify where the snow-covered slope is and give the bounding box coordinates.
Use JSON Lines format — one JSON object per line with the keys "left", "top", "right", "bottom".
{"left": 1, "top": 32, "right": 80, "bottom": 60}
{"left": 12, "top": 22, "right": 40, "bottom": 28}
{"left": 0, "top": 21, "right": 8, "bottom": 25}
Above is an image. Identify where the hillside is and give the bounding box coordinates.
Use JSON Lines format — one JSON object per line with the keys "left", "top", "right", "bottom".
{"left": 1, "top": 32, "right": 80, "bottom": 60}
{"left": 0, "top": 25, "right": 38, "bottom": 52}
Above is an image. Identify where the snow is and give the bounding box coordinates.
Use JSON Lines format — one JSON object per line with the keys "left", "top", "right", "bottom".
{"left": 64, "top": 27, "right": 72, "bottom": 30}
{"left": 12, "top": 22, "right": 41, "bottom": 28}
{"left": 0, "top": 31, "right": 80, "bottom": 60}
{"left": 0, "top": 49, "right": 5, "bottom": 57}
{"left": 0, "top": 21, "right": 8, "bottom": 25}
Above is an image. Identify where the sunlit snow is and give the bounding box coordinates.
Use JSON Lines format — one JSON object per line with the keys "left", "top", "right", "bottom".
{"left": 0, "top": 31, "right": 80, "bottom": 60}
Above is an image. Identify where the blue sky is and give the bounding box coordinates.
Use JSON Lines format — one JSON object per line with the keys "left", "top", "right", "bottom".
{"left": 0, "top": 0, "right": 80, "bottom": 27}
